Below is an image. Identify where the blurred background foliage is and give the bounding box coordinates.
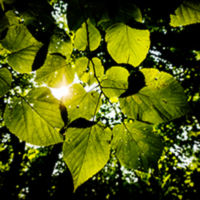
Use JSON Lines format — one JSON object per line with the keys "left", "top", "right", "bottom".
{"left": 0, "top": 0, "right": 200, "bottom": 199}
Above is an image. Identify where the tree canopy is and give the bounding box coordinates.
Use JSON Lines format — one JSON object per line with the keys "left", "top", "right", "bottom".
{"left": 0, "top": 0, "right": 200, "bottom": 199}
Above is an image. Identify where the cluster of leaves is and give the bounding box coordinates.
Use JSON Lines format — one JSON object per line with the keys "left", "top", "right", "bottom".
{"left": 0, "top": 0, "right": 199, "bottom": 192}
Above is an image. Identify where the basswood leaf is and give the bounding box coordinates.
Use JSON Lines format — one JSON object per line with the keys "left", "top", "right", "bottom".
{"left": 106, "top": 23, "right": 150, "bottom": 67}
{"left": 112, "top": 121, "right": 163, "bottom": 171}
{"left": 48, "top": 34, "right": 73, "bottom": 58}
{"left": 101, "top": 67, "right": 129, "bottom": 98}
{"left": 100, "top": 1, "right": 142, "bottom": 30}
{"left": 4, "top": 87, "right": 64, "bottom": 146}
{"left": 0, "top": 68, "right": 12, "bottom": 97}
{"left": 35, "top": 55, "right": 75, "bottom": 88}
{"left": 67, "top": 0, "right": 92, "bottom": 32}
{"left": 5, "top": 10, "right": 19, "bottom": 25}
{"left": 170, "top": 1, "right": 200, "bottom": 27}
{"left": 2, "top": 24, "right": 43, "bottom": 73}
{"left": 74, "top": 20, "right": 101, "bottom": 51}
{"left": 61, "top": 84, "right": 102, "bottom": 122}
{"left": 63, "top": 119, "right": 111, "bottom": 191}
{"left": 119, "top": 71, "right": 146, "bottom": 98}
{"left": 75, "top": 57, "right": 104, "bottom": 85}
{"left": 119, "top": 68, "right": 191, "bottom": 124}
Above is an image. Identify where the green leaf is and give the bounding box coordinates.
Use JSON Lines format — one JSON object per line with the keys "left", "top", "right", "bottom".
{"left": 66, "top": 0, "right": 89, "bottom": 32}
{"left": 2, "top": 24, "right": 43, "bottom": 73}
{"left": 100, "top": 1, "right": 142, "bottom": 30}
{"left": 0, "top": 43, "right": 10, "bottom": 56}
{"left": 0, "top": 68, "right": 12, "bottom": 97}
{"left": 74, "top": 20, "right": 101, "bottom": 51}
{"left": 0, "top": 15, "right": 9, "bottom": 32}
{"left": 4, "top": 87, "right": 64, "bottom": 146}
{"left": 48, "top": 34, "right": 73, "bottom": 58}
{"left": 119, "top": 68, "right": 191, "bottom": 124}
{"left": 112, "top": 121, "right": 163, "bottom": 171}
{"left": 170, "top": 1, "right": 200, "bottom": 27}
{"left": 63, "top": 119, "right": 111, "bottom": 191}
{"left": 35, "top": 55, "right": 75, "bottom": 88}
{"left": 106, "top": 23, "right": 150, "bottom": 67}
{"left": 75, "top": 57, "right": 104, "bottom": 85}
{"left": 101, "top": 67, "right": 129, "bottom": 98}
{"left": 61, "top": 84, "right": 102, "bottom": 122}
{"left": 5, "top": 10, "right": 19, "bottom": 25}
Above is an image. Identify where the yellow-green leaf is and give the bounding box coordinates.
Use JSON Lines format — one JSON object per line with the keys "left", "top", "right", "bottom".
{"left": 101, "top": 67, "right": 129, "bottom": 98}
{"left": 170, "top": 1, "right": 200, "bottom": 27}
{"left": 4, "top": 87, "right": 64, "bottom": 146}
{"left": 119, "top": 68, "right": 191, "bottom": 124}
{"left": 2, "top": 24, "right": 43, "bottom": 73}
{"left": 112, "top": 121, "right": 163, "bottom": 171}
{"left": 61, "top": 84, "right": 102, "bottom": 122}
{"left": 74, "top": 20, "right": 101, "bottom": 51}
{"left": 106, "top": 23, "right": 150, "bottom": 67}
{"left": 35, "top": 55, "right": 75, "bottom": 88}
{"left": 75, "top": 57, "right": 104, "bottom": 85}
{"left": 0, "top": 68, "right": 12, "bottom": 97}
{"left": 63, "top": 119, "right": 111, "bottom": 191}
{"left": 48, "top": 34, "right": 73, "bottom": 58}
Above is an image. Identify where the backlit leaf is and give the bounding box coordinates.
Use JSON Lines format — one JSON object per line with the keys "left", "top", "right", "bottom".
{"left": 5, "top": 10, "right": 19, "bottom": 25}
{"left": 119, "top": 68, "right": 191, "bottom": 124}
{"left": 106, "top": 23, "right": 150, "bottom": 67}
{"left": 0, "top": 68, "right": 12, "bottom": 97}
{"left": 74, "top": 20, "right": 101, "bottom": 51}
{"left": 101, "top": 67, "right": 129, "bottom": 98}
{"left": 75, "top": 57, "right": 104, "bottom": 85}
{"left": 61, "top": 84, "right": 102, "bottom": 122}
{"left": 4, "top": 87, "right": 64, "bottom": 146}
{"left": 170, "top": 1, "right": 200, "bottom": 27}
{"left": 2, "top": 24, "right": 42, "bottom": 73}
{"left": 48, "top": 34, "right": 73, "bottom": 58}
{"left": 112, "top": 121, "right": 163, "bottom": 171}
{"left": 63, "top": 120, "right": 111, "bottom": 191}
{"left": 35, "top": 54, "right": 75, "bottom": 88}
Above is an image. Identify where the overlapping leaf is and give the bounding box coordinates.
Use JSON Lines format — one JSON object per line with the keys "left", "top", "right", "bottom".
{"left": 100, "top": 0, "right": 142, "bottom": 30}
{"left": 112, "top": 121, "right": 163, "bottom": 171}
{"left": 106, "top": 23, "right": 150, "bottom": 67}
{"left": 170, "top": 1, "right": 200, "bottom": 26}
{"left": 61, "top": 84, "right": 102, "bottom": 121}
{"left": 2, "top": 24, "right": 42, "bottom": 73}
{"left": 67, "top": 0, "right": 92, "bottom": 32}
{"left": 48, "top": 34, "right": 73, "bottom": 58}
{"left": 74, "top": 20, "right": 101, "bottom": 51}
{"left": 101, "top": 67, "right": 129, "bottom": 98}
{"left": 63, "top": 118, "right": 111, "bottom": 191}
{"left": 0, "top": 68, "right": 12, "bottom": 97}
{"left": 4, "top": 87, "right": 64, "bottom": 146}
{"left": 75, "top": 57, "right": 104, "bottom": 85}
{"left": 119, "top": 68, "right": 191, "bottom": 124}
{"left": 35, "top": 54, "right": 75, "bottom": 88}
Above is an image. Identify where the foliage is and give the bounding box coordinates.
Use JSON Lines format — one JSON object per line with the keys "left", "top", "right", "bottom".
{"left": 0, "top": 0, "right": 200, "bottom": 197}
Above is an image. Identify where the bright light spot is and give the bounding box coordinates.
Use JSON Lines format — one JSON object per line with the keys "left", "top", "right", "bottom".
{"left": 50, "top": 86, "right": 69, "bottom": 100}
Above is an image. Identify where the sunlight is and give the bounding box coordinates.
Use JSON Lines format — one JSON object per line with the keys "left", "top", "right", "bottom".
{"left": 50, "top": 86, "right": 69, "bottom": 100}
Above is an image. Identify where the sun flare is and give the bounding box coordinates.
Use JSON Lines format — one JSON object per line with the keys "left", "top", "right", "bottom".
{"left": 50, "top": 86, "right": 69, "bottom": 100}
